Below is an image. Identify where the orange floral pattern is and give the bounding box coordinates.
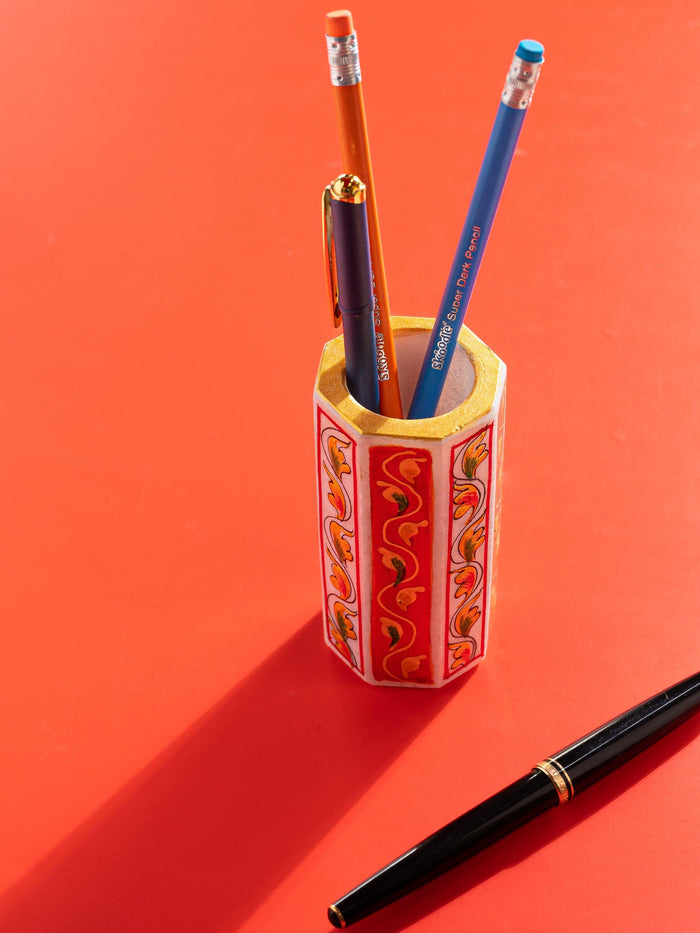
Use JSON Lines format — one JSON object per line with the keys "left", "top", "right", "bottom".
{"left": 328, "top": 601, "right": 358, "bottom": 665}
{"left": 318, "top": 388, "right": 504, "bottom": 685}
{"left": 457, "top": 523, "right": 486, "bottom": 563}
{"left": 317, "top": 410, "right": 362, "bottom": 671}
{"left": 460, "top": 430, "right": 489, "bottom": 478}
{"left": 446, "top": 425, "right": 493, "bottom": 678}
{"left": 370, "top": 446, "right": 433, "bottom": 684}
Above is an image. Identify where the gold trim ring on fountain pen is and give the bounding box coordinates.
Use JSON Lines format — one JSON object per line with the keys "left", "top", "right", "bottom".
{"left": 534, "top": 758, "right": 575, "bottom": 804}
{"left": 328, "top": 903, "right": 346, "bottom": 928}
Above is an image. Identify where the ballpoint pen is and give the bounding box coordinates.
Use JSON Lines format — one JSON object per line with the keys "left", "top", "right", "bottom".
{"left": 408, "top": 39, "right": 544, "bottom": 419}
{"left": 327, "top": 669, "right": 700, "bottom": 927}
{"left": 323, "top": 174, "right": 380, "bottom": 413}
{"left": 325, "top": 10, "right": 403, "bottom": 418}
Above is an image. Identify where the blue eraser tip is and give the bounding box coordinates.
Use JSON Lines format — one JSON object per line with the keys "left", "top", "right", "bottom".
{"left": 516, "top": 39, "right": 544, "bottom": 63}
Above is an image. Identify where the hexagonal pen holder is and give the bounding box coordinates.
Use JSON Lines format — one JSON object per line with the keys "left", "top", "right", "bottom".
{"left": 314, "top": 317, "right": 506, "bottom": 688}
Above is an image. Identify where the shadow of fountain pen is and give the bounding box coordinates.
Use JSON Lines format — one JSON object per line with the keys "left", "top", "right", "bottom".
{"left": 328, "top": 670, "right": 700, "bottom": 928}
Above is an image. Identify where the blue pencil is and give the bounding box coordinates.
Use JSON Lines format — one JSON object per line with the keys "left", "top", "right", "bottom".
{"left": 408, "top": 40, "right": 545, "bottom": 419}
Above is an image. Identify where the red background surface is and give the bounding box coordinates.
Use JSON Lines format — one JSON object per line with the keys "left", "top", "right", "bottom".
{"left": 1, "top": 2, "right": 698, "bottom": 931}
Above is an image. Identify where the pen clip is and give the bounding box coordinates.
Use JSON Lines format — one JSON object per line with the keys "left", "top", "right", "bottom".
{"left": 322, "top": 185, "right": 342, "bottom": 328}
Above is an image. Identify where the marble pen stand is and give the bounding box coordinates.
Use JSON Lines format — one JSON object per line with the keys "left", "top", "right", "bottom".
{"left": 314, "top": 317, "right": 506, "bottom": 687}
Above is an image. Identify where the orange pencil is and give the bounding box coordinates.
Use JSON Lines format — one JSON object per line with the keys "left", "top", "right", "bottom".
{"left": 325, "top": 10, "right": 403, "bottom": 418}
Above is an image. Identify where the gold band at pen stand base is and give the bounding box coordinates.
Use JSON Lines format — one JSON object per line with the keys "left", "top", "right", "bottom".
{"left": 534, "top": 759, "right": 575, "bottom": 804}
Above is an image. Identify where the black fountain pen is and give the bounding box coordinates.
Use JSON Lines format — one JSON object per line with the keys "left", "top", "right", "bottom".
{"left": 328, "top": 671, "right": 700, "bottom": 928}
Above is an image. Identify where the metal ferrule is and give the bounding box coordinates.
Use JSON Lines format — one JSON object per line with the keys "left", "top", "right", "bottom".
{"left": 501, "top": 54, "right": 542, "bottom": 109}
{"left": 326, "top": 32, "right": 361, "bottom": 86}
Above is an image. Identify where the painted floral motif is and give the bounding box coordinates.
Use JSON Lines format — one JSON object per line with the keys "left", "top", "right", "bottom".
{"left": 370, "top": 447, "right": 433, "bottom": 684}
{"left": 446, "top": 426, "right": 492, "bottom": 677}
{"left": 317, "top": 410, "right": 362, "bottom": 672}
{"left": 328, "top": 601, "right": 358, "bottom": 665}
{"left": 490, "top": 387, "right": 507, "bottom": 611}
{"left": 317, "top": 380, "right": 503, "bottom": 685}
